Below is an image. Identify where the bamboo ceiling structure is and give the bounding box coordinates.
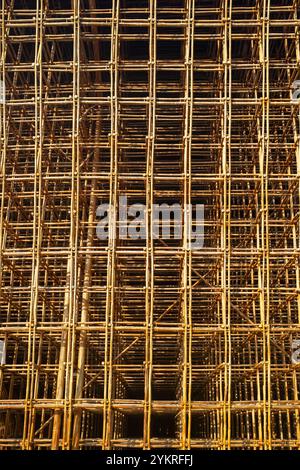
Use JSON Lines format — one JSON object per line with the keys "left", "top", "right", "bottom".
{"left": 1, "top": 0, "right": 300, "bottom": 451}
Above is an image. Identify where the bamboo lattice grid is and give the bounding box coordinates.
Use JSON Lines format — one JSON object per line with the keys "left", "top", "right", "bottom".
{"left": 0, "top": 0, "right": 300, "bottom": 450}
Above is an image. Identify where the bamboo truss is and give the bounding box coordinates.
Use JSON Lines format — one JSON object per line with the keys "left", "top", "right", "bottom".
{"left": 0, "top": 0, "right": 300, "bottom": 450}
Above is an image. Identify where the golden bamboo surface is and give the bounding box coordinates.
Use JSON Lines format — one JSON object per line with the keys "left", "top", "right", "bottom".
{"left": 0, "top": 0, "right": 300, "bottom": 450}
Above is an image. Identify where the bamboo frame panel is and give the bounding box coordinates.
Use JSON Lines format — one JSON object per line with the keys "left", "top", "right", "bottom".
{"left": 0, "top": 0, "right": 300, "bottom": 450}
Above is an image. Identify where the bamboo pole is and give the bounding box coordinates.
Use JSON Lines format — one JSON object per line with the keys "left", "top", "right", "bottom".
{"left": 0, "top": 0, "right": 299, "bottom": 450}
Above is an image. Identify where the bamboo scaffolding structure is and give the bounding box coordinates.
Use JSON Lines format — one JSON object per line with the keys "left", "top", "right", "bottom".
{"left": 0, "top": 0, "right": 300, "bottom": 450}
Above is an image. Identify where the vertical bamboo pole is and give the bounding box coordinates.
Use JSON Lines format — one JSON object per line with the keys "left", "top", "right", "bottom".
{"left": 71, "top": 0, "right": 101, "bottom": 448}
{"left": 25, "top": 0, "right": 44, "bottom": 449}
{"left": 0, "top": 0, "right": 7, "bottom": 411}
{"left": 143, "top": 0, "right": 156, "bottom": 450}
{"left": 51, "top": 0, "right": 80, "bottom": 449}
{"left": 180, "top": 0, "right": 194, "bottom": 450}
{"left": 102, "top": 0, "right": 119, "bottom": 450}
{"left": 22, "top": 0, "right": 42, "bottom": 449}
{"left": 225, "top": 0, "right": 232, "bottom": 450}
